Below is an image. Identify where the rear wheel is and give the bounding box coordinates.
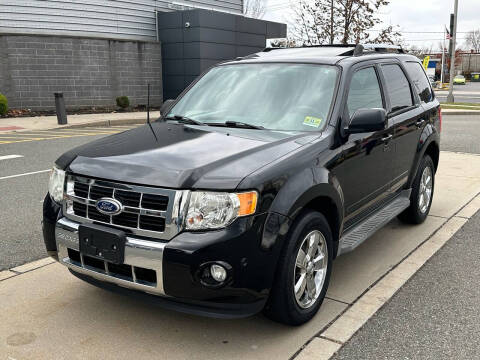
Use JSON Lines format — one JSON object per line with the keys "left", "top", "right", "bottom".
{"left": 399, "top": 155, "right": 435, "bottom": 224}
{"left": 264, "top": 211, "right": 333, "bottom": 325}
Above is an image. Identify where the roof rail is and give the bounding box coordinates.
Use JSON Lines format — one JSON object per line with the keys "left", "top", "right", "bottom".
{"left": 353, "top": 43, "right": 404, "bottom": 56}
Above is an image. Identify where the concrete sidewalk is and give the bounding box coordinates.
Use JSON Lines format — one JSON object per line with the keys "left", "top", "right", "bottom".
{"left": 0, "top": 111, "right": 158, "bottom": 133}
{"left": 1, "top": 151, "right": 479, "bottom": 360}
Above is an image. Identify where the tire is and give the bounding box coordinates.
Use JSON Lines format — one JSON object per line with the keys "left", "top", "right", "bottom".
{"left": 264, "top": 210, "right": 333, "bottom": 326}
{"left": 398, "top": 155, "right": 435, "bottom": 224}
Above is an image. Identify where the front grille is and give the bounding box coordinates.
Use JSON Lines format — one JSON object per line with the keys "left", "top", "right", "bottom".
{"left": 64, "top": 175, "right": 182, "bottom": 240}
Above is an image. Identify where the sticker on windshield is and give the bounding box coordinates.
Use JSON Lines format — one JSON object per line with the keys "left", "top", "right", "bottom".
{"left": 303, "top": 116, "right": 323, "bottom": 128}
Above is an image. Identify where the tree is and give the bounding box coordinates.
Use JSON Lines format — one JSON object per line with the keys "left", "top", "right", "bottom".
{"left": 291, "top": 0, "right": 403, "bottom": 46}
{"left": 244, "top": 0, "right": 266, "bottom": 19}
{"left": 465, "top": 29, "right": 480, "bottom": 52}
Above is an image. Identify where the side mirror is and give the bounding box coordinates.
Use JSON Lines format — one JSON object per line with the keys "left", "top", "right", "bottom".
{"left": 346, "top": 108, "right": 387, "bottom": 134}
{"left": 160, "top": 99, "right": 175, "bottom": 116}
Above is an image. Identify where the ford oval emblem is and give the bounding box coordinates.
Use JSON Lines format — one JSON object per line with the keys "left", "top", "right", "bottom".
{"left": 95, "top": 198, "right": 123, "bottom": 216}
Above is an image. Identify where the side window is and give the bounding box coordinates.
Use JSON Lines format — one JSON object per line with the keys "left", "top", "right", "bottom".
{"left": 381, "top": 64, "right": 414, "bottom": 112}
{"left": 347, "top": 67, "right": 383, "bottom": 118}
{"left": 405, "top": 61, "right": 434, "bottom": 103}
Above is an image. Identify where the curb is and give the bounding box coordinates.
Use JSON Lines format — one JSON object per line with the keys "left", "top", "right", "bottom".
{"left": 293, "top": 192, "right": 480, "bottom": 360}
{"left": 441, "top": 110, "right": 480, "bottom": 115}
{"left": 50, "top": 118, "right": 146, "bottom": 130}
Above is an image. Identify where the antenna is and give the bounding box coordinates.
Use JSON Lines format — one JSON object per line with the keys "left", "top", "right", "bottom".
{"left": 147, "top": 83, "right": 150, "bottom": 124}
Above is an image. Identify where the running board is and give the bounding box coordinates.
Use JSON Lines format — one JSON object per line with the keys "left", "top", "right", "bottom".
{"left": 337, "top": 190, "right": 411, "bottom": 256}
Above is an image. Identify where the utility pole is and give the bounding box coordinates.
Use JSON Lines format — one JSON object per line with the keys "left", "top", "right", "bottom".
{"left": 441, "top": 25, "right": 446, "bottom": 84}
{"left": 447, "top": 0, "right": 459, "bottom": 103}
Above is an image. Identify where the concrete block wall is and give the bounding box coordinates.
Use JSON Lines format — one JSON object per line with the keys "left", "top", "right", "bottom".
{"left": 158, "top": 10, "right": 287, "bottom": 100}
{"left": 0, "top": 35, "right": 163, "bottom": 110}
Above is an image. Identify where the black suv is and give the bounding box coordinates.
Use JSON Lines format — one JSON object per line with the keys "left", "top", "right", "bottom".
{"left": 43, "top": 44, "right": 441, "bottom": 325}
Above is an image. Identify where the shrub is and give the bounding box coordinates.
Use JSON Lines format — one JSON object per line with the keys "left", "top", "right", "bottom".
{"left": 116, "top": 96, "right": 130, "bottom": 109}
{"left": 0, "top": 93, "right": 8, "bottom": 116}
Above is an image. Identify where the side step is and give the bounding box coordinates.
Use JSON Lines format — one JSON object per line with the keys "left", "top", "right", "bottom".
{"left": 338, "top": 190, "right": 411, "bottom": 256}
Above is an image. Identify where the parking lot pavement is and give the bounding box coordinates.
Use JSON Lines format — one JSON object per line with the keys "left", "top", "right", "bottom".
{"left": 331, "top": 209, "right": 480, "bottom": 360}
{"left": 436, "top": 82, "right": 480, "bottom": 103}
{"left": 1, "top": 151, "right": 479, "bottom": 360}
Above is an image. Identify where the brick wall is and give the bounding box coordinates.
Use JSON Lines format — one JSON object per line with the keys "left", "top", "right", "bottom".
{"left": 0, "top": 35, "right": 163, "bottom": 110}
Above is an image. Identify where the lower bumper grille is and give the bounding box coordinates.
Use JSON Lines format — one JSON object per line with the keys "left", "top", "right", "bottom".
{"left": 67, "top": 248, "right": 157, "bottom": 286}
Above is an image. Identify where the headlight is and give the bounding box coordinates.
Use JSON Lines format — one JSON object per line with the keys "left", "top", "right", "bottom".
{"left": 185, "top": 191, "right": 258, "bottom": 230}
{"left": 48, "top": 166, "right": 65, "bottom": 203}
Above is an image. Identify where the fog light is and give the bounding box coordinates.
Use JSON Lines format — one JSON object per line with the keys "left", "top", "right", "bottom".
{"left": 210, "top": 264, "right": 227, "bottom": 282}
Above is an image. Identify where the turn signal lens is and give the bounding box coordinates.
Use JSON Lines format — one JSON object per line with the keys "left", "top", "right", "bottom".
{"left": 236, "top": 191, "right": 258, "bottom": 217}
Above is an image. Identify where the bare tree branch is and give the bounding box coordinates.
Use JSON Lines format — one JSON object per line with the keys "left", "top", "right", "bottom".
{"left": 465, "top": 29, "right": 480, "bottom": 52}
{"left": 244, "top": 0, "right": 266, "bottom": 19}
{"left": 290, "top": 0, "right": 403, "bottom": 46}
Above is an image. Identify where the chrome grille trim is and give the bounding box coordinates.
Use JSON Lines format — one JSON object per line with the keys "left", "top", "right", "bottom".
{"left": 56, "top": 217, "right": 166, "bottom": 295}
{"left": 63, "top": 174, "right": 190, "bottom": 241}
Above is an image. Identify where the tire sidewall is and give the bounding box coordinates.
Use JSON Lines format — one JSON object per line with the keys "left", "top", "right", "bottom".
{"left": 412, "top": 155, "right": 435, "bottom": 222}
{"left": 281, "top": 211, "right": 333, "bottom": 323}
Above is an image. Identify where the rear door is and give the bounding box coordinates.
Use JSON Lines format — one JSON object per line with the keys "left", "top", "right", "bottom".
{"left": 378, "top": 62, "right": 425, "bottom": 193}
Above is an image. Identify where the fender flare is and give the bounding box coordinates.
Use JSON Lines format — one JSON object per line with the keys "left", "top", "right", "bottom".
{"left": 268, "top": 166, "right": 344, "bottom": 245}
{"left": 407, "top": 124, "right": 440, "bottom": 188}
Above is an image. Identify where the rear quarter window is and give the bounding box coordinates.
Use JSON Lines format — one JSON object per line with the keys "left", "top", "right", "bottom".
{"left": 405, "top": 61, "right": 434, "bottom": 103}
{"left": 381, "top": 64, "right": 414, "bottom": 112}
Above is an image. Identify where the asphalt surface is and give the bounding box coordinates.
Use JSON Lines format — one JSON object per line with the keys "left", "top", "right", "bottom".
{"left": 332, "top": 209, "right": 480, "bottom": 360}
{"left": 441, "top": 115, "right": 480, "bottom": 154}
{"left": 436, "top": 81, "right": 480, "bottom": 103}
{"left": 0, "top": 129, "right": 130, "bottom": 270}
{"left": 0, "top": 115, "right": 478, "bottom": 271}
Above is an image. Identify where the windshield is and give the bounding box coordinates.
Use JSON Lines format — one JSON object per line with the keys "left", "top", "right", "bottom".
{"left": 166, "top": 63, "right": 339, "bottom": 132}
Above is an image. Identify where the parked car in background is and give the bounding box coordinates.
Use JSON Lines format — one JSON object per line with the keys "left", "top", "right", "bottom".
{"left": 453, "top": 75, "right": 466, "bottom": 85}
{"left": 43, "top": 44, "right": 441, "bottom": 326}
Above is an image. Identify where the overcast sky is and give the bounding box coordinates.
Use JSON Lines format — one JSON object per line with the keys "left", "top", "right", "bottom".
{"left": 264, "top": 0, "right": 480, "bottom": 49}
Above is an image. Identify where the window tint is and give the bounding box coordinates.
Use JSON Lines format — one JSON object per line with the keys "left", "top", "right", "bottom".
{"left": 405, "top": 62, "right": 433, "bottom": 103}
{"left": 381, "top": 64, "right": 413, "bottom": 112}
{"left": 347, "top": 67, "right": 383, "bottom": 118}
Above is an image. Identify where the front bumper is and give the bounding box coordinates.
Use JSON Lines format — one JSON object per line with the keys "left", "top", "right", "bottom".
{"left": 43, "top": 196, "right": 290, "bottom": 318}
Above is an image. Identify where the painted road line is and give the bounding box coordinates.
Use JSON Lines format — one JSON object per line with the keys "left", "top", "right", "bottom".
{"left": 0, "top": 155, "right": 23, "bottom": 161}
{"left": 0, "top": 140, "right": 32, "bottom": 144}
{"left": 0, "top": 169, "right": 50, "bottom": 181}
{"left": 0, "top": 136, "right": 48, "bottom": 140}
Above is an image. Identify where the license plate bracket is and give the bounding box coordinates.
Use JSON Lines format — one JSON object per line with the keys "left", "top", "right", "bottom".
{"left": 78, "top": 223, "right": 126, "bottom": 264}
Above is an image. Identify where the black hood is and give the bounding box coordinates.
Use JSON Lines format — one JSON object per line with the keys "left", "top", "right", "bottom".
{"left": 57, "top": 122, "right": 319, "bottom": 190}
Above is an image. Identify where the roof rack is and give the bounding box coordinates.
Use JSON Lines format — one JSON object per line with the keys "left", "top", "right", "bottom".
{"left": 262, "top": 43, "right": 405, "bottom": 56}
{"left": 353, "top": 43, "right": 405, "bottom": 56}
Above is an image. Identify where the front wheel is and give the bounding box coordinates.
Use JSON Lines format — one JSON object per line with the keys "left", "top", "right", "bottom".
{"left": 264, "top": 211, "right": 333, "bottom": 325}
{"left": 399, "top": 155, "right": 435, "bottom": 224}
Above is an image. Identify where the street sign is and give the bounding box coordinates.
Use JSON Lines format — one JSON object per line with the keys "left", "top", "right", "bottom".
{"left": 422, "top": 56, "right": 430, "bottom": 70}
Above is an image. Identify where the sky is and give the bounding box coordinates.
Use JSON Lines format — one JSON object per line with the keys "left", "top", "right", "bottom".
{"left": 263, "top": 0, "right": 480, "bottom": 50}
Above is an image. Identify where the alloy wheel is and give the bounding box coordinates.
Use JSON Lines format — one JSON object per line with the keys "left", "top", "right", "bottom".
{"left": 418, "top": 166, "right": 433, "bottom": 214}
{"left": 293, "top": 230, "right": 328, "bottom": 309}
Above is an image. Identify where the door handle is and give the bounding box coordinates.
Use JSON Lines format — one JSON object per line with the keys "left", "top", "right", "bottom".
{"left": 416, "top": 119, "right": 426, "bottom": 128}
{"left": 381, "top": 134, "right": 393, "bottom": 142}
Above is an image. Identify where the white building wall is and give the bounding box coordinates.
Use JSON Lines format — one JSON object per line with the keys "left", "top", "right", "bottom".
{"left": 0, "top": 0, "right": 244, "bottom": 41}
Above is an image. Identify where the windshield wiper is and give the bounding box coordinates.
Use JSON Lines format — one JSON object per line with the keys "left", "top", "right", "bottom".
{"left": 209, "top": 121, "right": 264, "bottom": 130}
{"left": 165, "top": 115, "right": 205, "bottom": 126}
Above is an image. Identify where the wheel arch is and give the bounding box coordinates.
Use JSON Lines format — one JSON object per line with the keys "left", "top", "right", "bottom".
{"left": 268, "top": 167, "right": 344, "bottom": 258}
{"left": 407, "top": 127, "right": 440, "bottom": 188}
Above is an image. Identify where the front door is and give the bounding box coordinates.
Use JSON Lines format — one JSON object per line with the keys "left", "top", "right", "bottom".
{"left": 333, "top": 65, "right": 396, "bottom": 228}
